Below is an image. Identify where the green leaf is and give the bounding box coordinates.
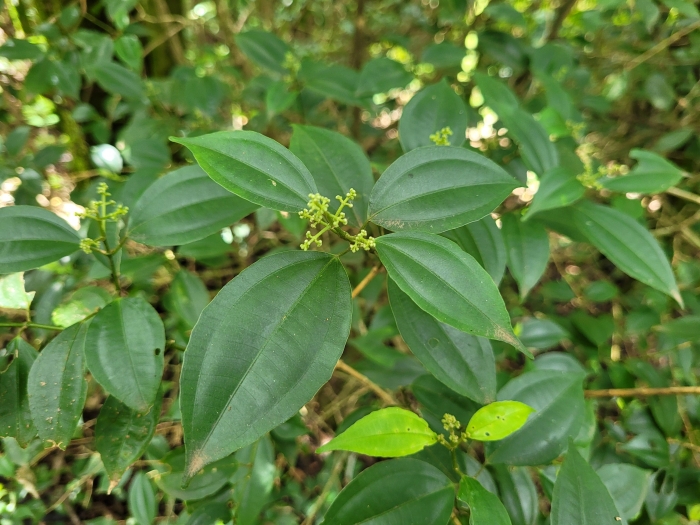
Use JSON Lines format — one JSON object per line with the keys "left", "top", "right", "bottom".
{"left": 0, "top": 338, "right": 38, "bottom": 446}
{"left": 500, "top": 107, "right": 559, "bottom": 175}
{"left": 572, "top": 201, "right": 682, "bottom": 305}
{"left": 114, "top": 34, "right": 143, "bottom": 72}
{"left": 289, "top": 125, "right": 374, "bottom": 226}
{"left": 236, "top": 30, "right": 290, "bottom": 75}
{"left": 399, "top": 79, "right": 468, "bottom": 151}
{"left": 95, "top": 395, "right": 160, "bottom": 487}
{"left": 525, "top": 167, "right": 585, "bottom": 219}
{"left": 298, "top": 59, "right": 366, "bottom": 107}
{"left": 0, "top": 38, "right": 44, "bottom": 60}
{"left": 232, "top": 436, "right": 276, "bottom": 525}
{"left": 0, "top": 273, "right": 35, "bottom": 311}
{"left": 458, "top": 476, "right": 512, "bottom": 525}
{"left": 5, "top": 126, "right": 31, "bottom": 157}
{"left": 320, "top": 458, "right": 454, "bottom": 525}
{"left": 467, "top": 401, "right": 534, "bottom": 441}
{"left": 550, "top": 443, "right": 620, "bottom": 525}
{"left": 28, "top": 323, "right": 88, "bottom": 449}
{"left": 154, "top": 447, "right": 237, "bottom": 501}
{"left": 180, "top": 251, "right": 351, "bottom": 480}
{"left": 601, "top": 150, "right": 685, "bottom": 194}
{"left": 186, "top": 503, "right": 231, "bottom": 525}
{"left": 487, "top": 370, "right": 585, "bottom": 466}
{"left": 266, "top": 80, "right": 297, "bottom": 116}
{"left": 375, "top": 232, "right": 527, "bottom": 353}
{"left": 51, "top": 286, "right": 111, "bottom": 328}
{"left": 165, "top": 270, "right": 209, "bottom": 328}
{"left": 128, "top": 165, "right": 258, "bottom": 247}
{"left": 317, "top": 407, "right": 437, "bottom": 456}
{"left": 93, "top": 61, "right": 145, "bottom": 100}
{"left": 473, "top": 72, "right": 520, "bottom": 114}
{"left": 356, "top": 57, "right": 413, "bottom": 96}
{"left": 170, "top": 131, "right": 317, "bottom": 212}
{"left": 0, "top": 205, "right": 81, "bottom": 273}
{"left": 492, "top": 465, "right": 539, "bottom": 525}
{"left": 368, "top": 146, "right": 519, "bottom": 233}
{"left": 597, "top": 464, "right": 651, "bottom": 523}
{"left": 502, "top": 213, "right": 550, "bottom": 300}
{"left": 84, "top": 297, "right": 165, "bottom": 412}
{"left": 421, "top": 42, "right": 466, "bottom": 69}
{"left": 442, "top": 216, "right": 506, "bottom": 284}
{"left": 128, "top": 471, "right": 157, "bottom": 525}
{"left": 389, "top": 280, "right": 497, "bottom": 404}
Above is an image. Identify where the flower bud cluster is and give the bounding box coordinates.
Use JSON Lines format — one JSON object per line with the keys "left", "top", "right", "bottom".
{"left": 429, "top": 127, "right": 453, "bottom": 146}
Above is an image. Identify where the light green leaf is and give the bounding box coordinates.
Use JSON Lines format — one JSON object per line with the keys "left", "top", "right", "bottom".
{"left": 442, "top": 216, "right": 506, "bottom": 284}
{"left": 458, "top": 476, "right": 512, "bottom": 525}
{"left": 84, "top": 297, "right": 165, "bottom": 412}
{"left": 317, "top": 407, "right": 437, "bottom": 457}
{"left": 95, "top": 395, "right": 160, "bottom": 487}
{"left": 525, "top": 167, "right": 585, "bottom": 218}
{"left": 128, "top": 165, "right": 258, "bottom": 247}
{"left": 0, "top": 38, "right": 44, "bottom": 60}
{"left": 356, "top": 57, "right": 413, "bottom": 97}
{"left": 0, "top": 273, "right": 35, "bottom": 311}
{"left": 0, "top": 206, "right": 81, "bottom": 273}
{"left": 0, "top": 338, "right": 38, "bottom": 446}
{"left": 128, "top": 471, "right": 157, "bottom": 525}
{"left": 467, "top": 401, "right": 534, "bottom": 441}
{"left": 232, "top": 436, "right": 276, "bottom": 525}
{"left": 289, "top": 125, "right": 374, "bottom": 226}
{"left": 502, "top": 213, "right": 550, "bottom": 300}
{"left": 572, "top": 200, "right": 682, "bottom": 305}
{"left": 550, "top": 443, "right": 620, "bottom": 525}
{"left": 398, "top": 79, "right": 468, "bottom": 151}
{"left": 236, "top": 30, "right": 290, "bottom": 75}
{"left": 389, "top": 280, "right": 497, "bottom": 404}
{"left": 320, "top": 458, "right": 454, "bottom": 525}
{"left": 180, "top": 251, "right": 351, "bottom": 481}
{"left": 601, "top": 150, "right": 685, "bottom": 194}
{"left": 51, "top": 286, "right": 111, "bottom": 328}
{"left": 375, "top": 232, "right": 527, "bottom": 354}
{"left": 28, "top": 323, "right": 88, "bottom": 449}
{"left": 170, "top": 131, "right": 317, "bottom": 212}
{"left": 368, "top": 146, "right": 519, "bottom": 233}
{"left": 487, "top": 370, "right": 585, "bottom": 466}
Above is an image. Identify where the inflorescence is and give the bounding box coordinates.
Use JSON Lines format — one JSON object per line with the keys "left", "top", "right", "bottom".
{"left": 430, "top": 126, "right": 453, "bottom": 146}
{"left": 76, "top": 183, "right": 128, "bottom": 254}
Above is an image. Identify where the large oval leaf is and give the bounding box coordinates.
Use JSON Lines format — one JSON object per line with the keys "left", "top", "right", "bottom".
{"left": 180, "top": 251, "right": 351, "bottom": 480}
{"left": 442, "top": 216, "right": 507, "bottom": 284}
{"left": 289, "top": 125, "right": 374, "bottom": 226}
{"left": 502, "top": 213, "right": 550, "bottom": 300}
{"left": 0, "top": 338, "right": 37, "bottom": 446}
{"left": 0, "top": 206, "right": 81, "bottom": 273}
{"left": 375, "top": 232, "right": 526, "bottom": 353}
{"left": 550, "top": 443, "right": 620, "bottom": 525}
{"left": 317, "top": 407, "right": 437, "bottom": 457}
{"left": 486, "top": 370, "right": 585, "bottom": 466}
{"left": 572, "top": 201, "right": 681, "bottom": 305}
{"left": 128, "top": 165, "right": 259, "bottom": 246}
{"left": 466, "top": 401, "right": 535, "bottom": 441}
{"left": 458, "top": 476, "right": 512, "bottom": 525}
{"left": 398, "top": 80, "right": 468, "bottom": 151}
{"left": 389, "top": 280, "right": 497, "bottom": 404}
{"left": 368, "top": 146, "right": 518, "bottom": 233}
{"left": 84, "top": 297, "right": 165, "bottom": 412}
{"left": 28, "top": 322, "right": 88, "bottom": 449}
{"left": 95, "top": 394, "right": 161, "bottom": 488}
{"left": 170, "top": 131, "right": 317, "bottom": 212}
{"left": 320, "top": 458, "right": 454, "bottom": 525}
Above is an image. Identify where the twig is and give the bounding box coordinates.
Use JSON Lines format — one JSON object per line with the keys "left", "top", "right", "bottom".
{"left": 585, "top": 386, "right": 700, "bottom": 398}
{"left": 667, "top": 186, "right": 700, "bottom": 206}
{"left": 302, "top": 452, "right": 348, "bottom": 525}
{"left": 0, "top": 322, "right": 64, "bottom": 331}
{"left": 334, "top": 360, "right": 397, "bottom": 406}
{"left": 625, "top": 19, "right": 700, "bottom": 71}
{"left": 352, "top": 265, "right": 382, "bottom": 299}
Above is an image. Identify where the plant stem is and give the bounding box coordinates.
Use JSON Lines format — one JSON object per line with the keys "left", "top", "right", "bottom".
{"left": 667, "top": 186, "right": 700, "bottom": 206}
{"left": 302, "top": 452, "right": 348, "bottom": 525}
{"left": 352, "top": 265, "right": 382, "bottom": 299}
{"left": 0, "top": 322, "right": 64, "bottom": 331}
{"left": 585, "top": 386, "right": 700, "bottom": 398}
{"left": 334, "top": 360, "right": 397, "bottom": 406}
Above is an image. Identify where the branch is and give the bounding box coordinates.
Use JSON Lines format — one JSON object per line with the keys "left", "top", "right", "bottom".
{"left": 585, "top": 386, "right": 700, "bottom": 398}
{"left": 334, "top": 360, "right": 397, "bottom": 406}
{"left": 352, "top": 265, "right": 382, "bottom": 299}
{"left": 625, "top": 19, "right": 700, "bottom": 71}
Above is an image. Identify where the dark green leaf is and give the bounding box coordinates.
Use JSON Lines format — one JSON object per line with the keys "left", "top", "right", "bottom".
{"left": 320, "top": 458, "right": 454, "bottom": 525}
{"left": 572, "top": 201, "right": 682, "bottom": 305}
{"left": 93, "top": 61, "right": 145, "bottom": 100}
{"left": 128, "top": 165, "right": 258, "bottom": 246}
{"left": 550, "top": 443, "right": 620, "bottom": 525}
{"left": 502, "top": 213, "right": 549, "bottom": 300}
{"left": 389, "top": 280, "right": 497, "bottom": 404}
{"left": 171, "top": 131, "right": 317, "bottom": 212}
{"left": 85, "top": 297, "right": 165, "bottom": 412}
{"left": 0, "top": 206, "right": 81, "bottom": 273}
{"left": 442, "top": 216, "right": 506, "bottom": 284}
{"left": 114, "top": 34, "right": 143, "bottom": 72}
{"left": 186, "top": 503, "right": 231, "bottom": 525}
{"left": 601, "top": 150, "right": 685, "bottom": 194}
{"left": 95, "top": 395, "right": 160, "bottom": 487}
{"left": 28, "top": 323, "right": 88, "bottom": 449}
{"left": 165, "top": 270, "right": 209, "bottom": 328}
{"left": 154, "top": 447, "right": 237, "bottom": 501}
{"left": 368, "top": 146, "right": 518, "bottom": 233}
{"left": 356, "top": 57, "right": 412, "bottom": 96}
{"left": 0, "top": 38, "right": 43, "bottom": 60}
{"left": 266, "top": 81, "right": 297, "bottom": 116}
{"left": 289, "top": 125, "right": 374, "bottom": 226}
{"left": 473, "top": 73, "right": 519, "bottom": 114}
{"left": 458, "top": 476, "right": 512, "bottom": 525}
{"left": 180, "top": 251, "right": 351, "bottom": 480}
{"left": 232, "top": 435, "right": 276, "bottom": 525}
{"left": 0, "top": 338, "right": 38, "bottom": 446}
{"left": 298, "top": 60, "right": 365, "bottom": 106}
{"left": 492, "top": 465, "right": 538, "bottom": 525}
{"left": 421, "top": 43, "right": 465, "bottom": 69}
{"left": 500, "top": 107, "right": 559, "bottom": 176}
{"left": 597, "top": 464, "right": 650, "bottom": 523}
{"left": 128, "top": 471, "right": 157, "bottom": 525}
{"left": 375, "top": 232, "right": 526, "bottom": 353}
{"left": 236, "top": 30, "right": 290, "bottom": 75}
{"left": 525, "top": 167, "right": 585, "bottom": 219}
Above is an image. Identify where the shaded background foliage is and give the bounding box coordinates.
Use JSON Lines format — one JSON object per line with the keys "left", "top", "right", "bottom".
{"left": 1, "top": 0, "right": 700, "bottom": 523}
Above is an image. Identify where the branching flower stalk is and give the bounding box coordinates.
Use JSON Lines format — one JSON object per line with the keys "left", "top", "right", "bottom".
{"left": 430, "top": 127, "right": 453, "bottom": 146}
{"left": 299, "top": 189, "right": 376, "bottom": 253}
